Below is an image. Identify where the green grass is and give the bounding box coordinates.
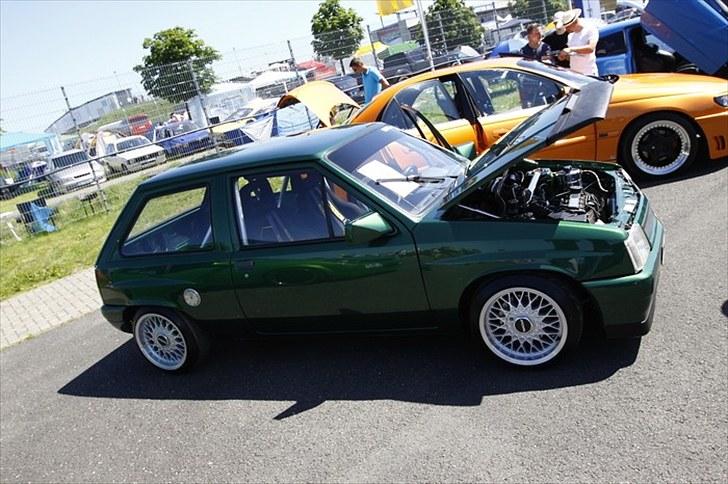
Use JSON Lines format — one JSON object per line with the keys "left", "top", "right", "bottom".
{"left": 0, "top": 180, "right": 138, "bottom": 300}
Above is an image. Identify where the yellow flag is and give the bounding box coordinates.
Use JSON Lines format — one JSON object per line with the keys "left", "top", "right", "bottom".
{"left": 376, "top": 0, "right": 414, "bottom": 16}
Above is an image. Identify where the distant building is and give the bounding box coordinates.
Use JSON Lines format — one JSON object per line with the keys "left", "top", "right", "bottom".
{"left": 45, "top": 89, "right": 133, "bottom": 135}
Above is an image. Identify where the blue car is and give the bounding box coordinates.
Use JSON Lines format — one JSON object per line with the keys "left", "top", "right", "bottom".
{"left": 152, "top": 121, "right": 213, "bottom": 157}
{"left": 489, "top": 12, "right": 725, "bottom": 77}
{"left": 594, "top": 18, "right": 687, "bottom": 75}
{"left": 641, "top": 0, "right": 728, "bottom": 77}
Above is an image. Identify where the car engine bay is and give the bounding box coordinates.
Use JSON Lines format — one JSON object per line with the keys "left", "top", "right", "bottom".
{"left": 452, "top": 164, "right": 617, "bottom": 224}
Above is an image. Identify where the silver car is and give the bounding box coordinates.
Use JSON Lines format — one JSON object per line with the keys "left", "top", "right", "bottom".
{"left": 47, "top": 150, "right": 106, "bottom": 194}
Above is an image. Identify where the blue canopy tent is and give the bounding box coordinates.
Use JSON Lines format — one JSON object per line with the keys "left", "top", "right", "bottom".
{"left": 0, "top": 132, "right": 62, "bottom": 161}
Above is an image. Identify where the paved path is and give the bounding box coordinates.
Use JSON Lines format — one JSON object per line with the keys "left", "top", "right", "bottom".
{"left": 0, "top": 268, "right": 100, "bottom": 349}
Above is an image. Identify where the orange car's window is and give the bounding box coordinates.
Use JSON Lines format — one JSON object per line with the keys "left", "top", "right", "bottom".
{"left": 462, "top": 70, "right": 563, "bottom": 115}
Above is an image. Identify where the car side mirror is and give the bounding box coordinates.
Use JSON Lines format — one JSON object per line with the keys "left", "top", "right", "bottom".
{"left": 345, "top": 212, "right": 393, "bottom": 244}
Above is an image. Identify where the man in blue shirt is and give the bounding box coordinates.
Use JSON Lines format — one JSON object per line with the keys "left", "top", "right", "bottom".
{"left": 349, "top": 57, "right": 389, "bottom": 104}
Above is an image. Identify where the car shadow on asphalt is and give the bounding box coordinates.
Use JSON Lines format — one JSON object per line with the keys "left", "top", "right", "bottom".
{"left": 58, "top": 331, "right": 641, "bottom": 419}
{"left": 638, "top": 157, "right": 727, "bottom": 189}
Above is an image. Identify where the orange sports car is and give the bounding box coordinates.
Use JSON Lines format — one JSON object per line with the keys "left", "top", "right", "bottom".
{"left": 349, "top": 58, "right": 728, "bottom": 178}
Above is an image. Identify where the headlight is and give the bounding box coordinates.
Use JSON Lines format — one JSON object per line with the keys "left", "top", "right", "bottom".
{"left": 625, "top": 223, "right": 651, "bottom": 272}
{"left": 715, "top": 95, "right": 728, "bottom": 107}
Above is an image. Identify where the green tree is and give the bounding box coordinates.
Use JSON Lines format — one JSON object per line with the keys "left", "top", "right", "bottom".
{"left": 133, "top": 27, "right": 220, "bottom": 104}
{"left": 415, "top": 0, "right": 485, "bottom": 54}
{"left": 311, "top": 0, "right": 364, "bottom": 73}
{"left": 508, "top": 0, "right": 569, "bottom": 24}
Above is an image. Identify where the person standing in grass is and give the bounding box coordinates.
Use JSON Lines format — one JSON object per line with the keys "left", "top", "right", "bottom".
{"left": 349, "top": 57, "right": 390, "bottom": 104}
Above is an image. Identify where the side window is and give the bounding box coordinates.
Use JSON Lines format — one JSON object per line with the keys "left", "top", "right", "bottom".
{"left": 235, "top": 169, "right": 370, "bottom": 246}
{"left": 380, "top": 79, "right": 460, "bottom": 129}
{"left": 463, "top": 70, "right": 562, "bottom": 114}
{"left": 596, "top": 32, "right": 627, "bottom": 57}
{"left": 122, "top": 186, "right": 212, "bottom": 256}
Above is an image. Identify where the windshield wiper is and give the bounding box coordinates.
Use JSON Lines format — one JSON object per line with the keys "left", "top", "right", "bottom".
{"left": 375, "top": 175, "right": 459, "bottom": 184}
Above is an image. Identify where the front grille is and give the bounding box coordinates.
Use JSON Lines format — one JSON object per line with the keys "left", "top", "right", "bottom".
{"left": 133, "top": 153, "right": 158, "bottom": 163}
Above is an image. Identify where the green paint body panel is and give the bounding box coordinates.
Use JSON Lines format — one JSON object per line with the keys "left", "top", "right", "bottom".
{"left": 96, "top": 124, "right": 663, "bottom": 338}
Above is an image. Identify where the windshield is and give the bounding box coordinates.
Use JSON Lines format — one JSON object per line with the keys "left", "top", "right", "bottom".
{"left": 157, "top": 121, "right": 199, "bottom": 139}
{"left": 117, "top": 137, "right": 150, "bottom": 151}
{"left": 51, "top": 151, "right": 88, "bottom": 168}
{"left": 327, "top": 127, "right": 466, "bottom": 217}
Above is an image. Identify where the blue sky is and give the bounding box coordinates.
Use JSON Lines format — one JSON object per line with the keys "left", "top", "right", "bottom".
{"left": 0, "top": 0, "right": 420, "bottom": 97}
{"left": 0, "top": 0, "right": 454, "bottom": 131}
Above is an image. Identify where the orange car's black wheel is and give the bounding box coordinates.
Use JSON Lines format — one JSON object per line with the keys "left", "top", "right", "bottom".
{"left": 620, "top": 113, "right": 699, "bottom": 179}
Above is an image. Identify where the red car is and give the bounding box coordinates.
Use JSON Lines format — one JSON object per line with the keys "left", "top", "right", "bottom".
{"left": 128, "top": 114, "right": 152, "bottom": 137}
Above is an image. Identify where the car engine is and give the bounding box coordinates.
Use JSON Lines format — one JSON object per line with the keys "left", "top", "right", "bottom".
{"left": 453, "top": 165, "right": 615, "bottom": 224}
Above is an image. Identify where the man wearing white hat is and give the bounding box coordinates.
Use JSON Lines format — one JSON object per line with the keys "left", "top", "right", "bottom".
{"left": 557, "top": 8, "right": 600, "bottom": 76}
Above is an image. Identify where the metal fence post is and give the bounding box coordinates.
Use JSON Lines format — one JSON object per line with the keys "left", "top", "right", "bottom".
{"left": 113, "top": 71, "right": 132, "bottom": 136}
{"left": 187, "top": 58, "right": 220, "bottom": 155}
{"left": 416, "top": 0, "right": 435, "bottom": 70}
{"left": 436, "top": 12, "right": 448, "bottom": 54}
{"left": 367, "top": 24, "right": 381, "bottom": 70}
{"left": 60, "top": 85, "right": 108, "bottom": 213}
{"left": 287, "top": 40, "right": 305, "bottom": 84}
{"left": 493, "top": 1, "right": 501, "bottom": 45}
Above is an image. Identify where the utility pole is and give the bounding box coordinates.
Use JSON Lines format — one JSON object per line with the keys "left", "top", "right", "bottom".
{"left": 541, "top": 0, "right": 548, "bottom": 24}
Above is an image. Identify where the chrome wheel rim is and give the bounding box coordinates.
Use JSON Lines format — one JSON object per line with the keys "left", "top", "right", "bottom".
{"left": 479, "top": 287, "right": 567, "bottom": 366}
{"left": 631, "top": 120, "right": 691, "bottom": 176}
{"left": 134, "top": 313, "right": 187, "bottom": 371}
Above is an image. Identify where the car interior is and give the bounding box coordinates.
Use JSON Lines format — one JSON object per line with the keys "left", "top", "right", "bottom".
{"left": 630, "top": 27, "right": 676, "bottom": 73}
{"left": 236, "top": 170, "right": 369, "bottom": 246}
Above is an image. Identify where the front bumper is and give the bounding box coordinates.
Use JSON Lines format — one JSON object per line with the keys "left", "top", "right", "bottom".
{"left": 583, "top": 218, "right": 665, "bottom": 338}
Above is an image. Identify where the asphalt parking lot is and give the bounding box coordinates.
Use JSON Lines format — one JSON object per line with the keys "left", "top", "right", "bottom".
{"left": 1, "top": 161, "right": 726, "bottom": 483}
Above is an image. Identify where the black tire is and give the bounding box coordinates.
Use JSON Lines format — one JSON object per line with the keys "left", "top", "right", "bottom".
{"left": 132, "top": 307, "right": 210, "bottom": 373}
{"left": 469, "top": 275, "right": 583, "bottom": 367}
{"left": 619, "top": 112, "right": 698, "bottom": 179}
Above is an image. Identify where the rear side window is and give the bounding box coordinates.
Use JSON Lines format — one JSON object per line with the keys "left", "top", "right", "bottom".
{"left": 122, "top": 186, "right": 213, "bottom": 256}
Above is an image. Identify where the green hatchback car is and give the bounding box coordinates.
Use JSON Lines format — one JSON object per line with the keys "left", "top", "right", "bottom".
{"left": 96, "top": 78, "right": 664, "bottom": 372}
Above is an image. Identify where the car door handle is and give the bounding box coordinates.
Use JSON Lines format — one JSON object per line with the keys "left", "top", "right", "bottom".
{"left": 234, "top": 259, "right": 255, "bottom": 269}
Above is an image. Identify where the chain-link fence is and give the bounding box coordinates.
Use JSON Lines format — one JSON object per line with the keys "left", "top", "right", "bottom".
{"left": 0, "top": 0, "right": 624, "bottom": 245}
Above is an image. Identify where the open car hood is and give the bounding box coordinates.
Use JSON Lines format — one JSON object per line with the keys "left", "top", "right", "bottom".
{"left": 277, "top": 80, "right": 359, "bottom": 128}
{"left": 441, "top": 79, "right": 614, "bottom": 210}
{"left": 641, "top": 0, "right": 728, "bottom": 75}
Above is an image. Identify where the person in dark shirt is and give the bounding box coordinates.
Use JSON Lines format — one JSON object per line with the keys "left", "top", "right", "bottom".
{"left": 544, "top": 12, "right": 570, "bottom": 68}
{"left": 520, "top": 23, "right": 551, "bottom": 60}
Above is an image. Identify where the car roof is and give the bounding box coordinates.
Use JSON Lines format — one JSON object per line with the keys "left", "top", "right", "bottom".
{"left": 599, "top": 17, "right": 640, "bottom": 36}
{"left": 51, "top": 149, "right": 85, "bottom": 158}
{"left": 142, "top": 123, "right": 377, "bottom": 188}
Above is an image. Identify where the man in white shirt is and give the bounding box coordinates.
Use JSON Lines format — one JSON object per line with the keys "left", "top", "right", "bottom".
{"left": 557, "top": 9, "right": 600, "bottom": 76}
